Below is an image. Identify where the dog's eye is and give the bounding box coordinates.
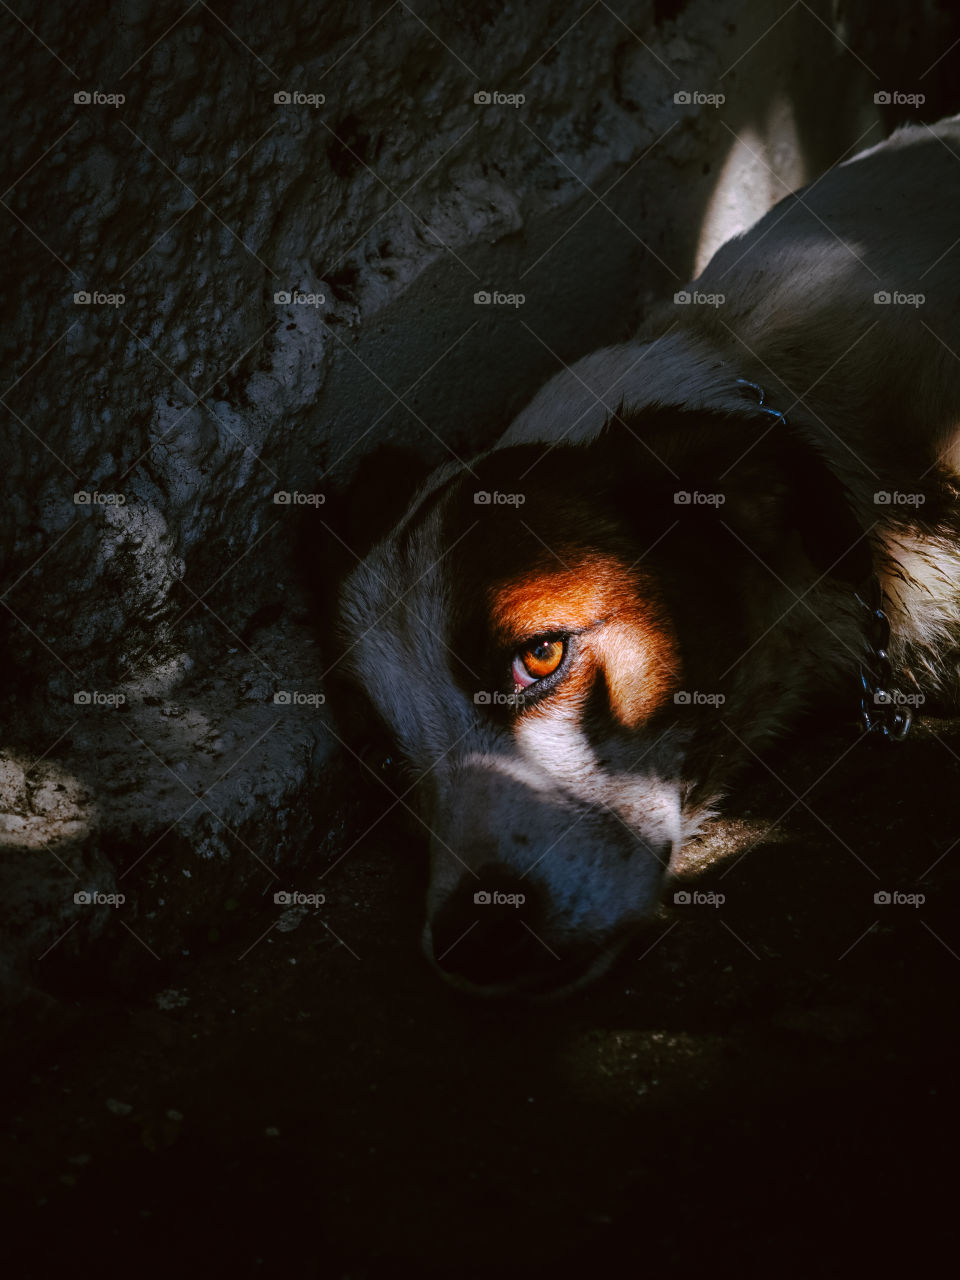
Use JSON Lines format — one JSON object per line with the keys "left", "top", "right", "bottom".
{"left": 512, "top": 638, "right": 565, "bottom": 688}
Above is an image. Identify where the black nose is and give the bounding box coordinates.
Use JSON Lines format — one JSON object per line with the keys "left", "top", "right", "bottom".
{"left": 430, "top": 865, "right": 567, "bottom": 991}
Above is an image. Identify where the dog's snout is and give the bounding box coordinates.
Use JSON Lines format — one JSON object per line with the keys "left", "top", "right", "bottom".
{"left": 430, "top": 864, "right": 562, "bottom": 991}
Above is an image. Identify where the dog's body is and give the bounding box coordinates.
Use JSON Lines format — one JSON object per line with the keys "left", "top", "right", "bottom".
{"left": 336, "top": 117, "right": 960, "bottom": 997}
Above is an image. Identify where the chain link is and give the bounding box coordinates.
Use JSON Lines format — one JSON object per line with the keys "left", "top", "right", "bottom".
{"left": 856, "top": 583, "right": 914, "bottom": 741}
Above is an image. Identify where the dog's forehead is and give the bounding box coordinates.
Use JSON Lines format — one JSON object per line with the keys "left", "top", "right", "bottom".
{"left": 339, "top": 442, "right": 606, "bottom": 644}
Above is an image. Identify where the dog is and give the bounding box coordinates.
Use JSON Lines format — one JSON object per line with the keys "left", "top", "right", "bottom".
{"left": 332, "top": 116, "right": 960, "bottom": 998}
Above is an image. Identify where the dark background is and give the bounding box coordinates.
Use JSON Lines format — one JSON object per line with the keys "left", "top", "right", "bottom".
{"left": 1, "top": 1, "right": 959, "bottom": 1274}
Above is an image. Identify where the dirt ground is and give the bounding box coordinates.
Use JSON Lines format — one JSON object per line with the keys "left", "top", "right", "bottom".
{"left": 2, "top": 714, "right": 959, "bottom": 1277}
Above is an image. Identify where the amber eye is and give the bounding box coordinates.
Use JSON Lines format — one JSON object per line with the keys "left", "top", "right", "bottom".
{"left": 512, "top": 638, "right": 565, "bottom": 689}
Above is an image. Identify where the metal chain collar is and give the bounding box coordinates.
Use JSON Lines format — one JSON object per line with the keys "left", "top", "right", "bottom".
{"left": 855, "top": 583, "right": 914, "bottom": 741}
{"left": 733, "top": 375, "right": 916, "bottom": 742}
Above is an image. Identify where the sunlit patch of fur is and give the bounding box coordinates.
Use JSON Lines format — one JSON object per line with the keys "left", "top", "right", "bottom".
{"left": 876, "top": 527, "right": 960, "bottom": 699}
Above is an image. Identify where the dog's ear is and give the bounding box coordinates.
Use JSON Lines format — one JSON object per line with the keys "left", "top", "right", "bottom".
{"left": 290, "top": 443, "right": 436, "bottom": 748}
{"left": 294, "top": 443, "right": 435, "bottom": 630}
{"left": 600, "top": 407, "right": 871, "bottom": 585}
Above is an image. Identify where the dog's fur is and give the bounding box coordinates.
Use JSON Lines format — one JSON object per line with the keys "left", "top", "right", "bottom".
{"left": 334, "top": 117, "right": 960, "bottom": 997}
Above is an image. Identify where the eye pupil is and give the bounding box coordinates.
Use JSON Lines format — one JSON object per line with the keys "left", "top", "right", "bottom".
{"left": 517, "top": 638, "right": 564, "bottom": 681}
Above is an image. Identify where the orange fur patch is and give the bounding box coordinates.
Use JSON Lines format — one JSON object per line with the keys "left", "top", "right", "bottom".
{"left": 490, "top": 552, "right": 679, "bottom": 729}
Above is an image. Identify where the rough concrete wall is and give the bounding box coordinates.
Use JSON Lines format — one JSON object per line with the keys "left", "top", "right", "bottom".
{"left": 0, "top": 0, "right": 952, "bottom": 1006}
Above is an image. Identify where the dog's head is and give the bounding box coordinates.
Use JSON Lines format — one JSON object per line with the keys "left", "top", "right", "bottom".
{"left": 332, "top": 408, "right": 868, "bottom": 997}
